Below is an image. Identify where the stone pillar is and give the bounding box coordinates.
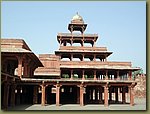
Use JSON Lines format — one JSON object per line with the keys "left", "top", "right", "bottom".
{"left": 45, "top": 87, "right": 48, "bottom": 104}
{"left": 122, "top": 87, "right": 126, "bottom": 104}
{"left": 23, "top": 63, "right": 28, "bottom": 77}
{"left": 82, "top": 54, "right": 84, "bottom": 61}
{"left": 105, "top": 55, "right": 107, "bottom": 62}
{"left": 115, "top": 87, "right": 118, "bottom": 102}
{"left": 56, "top": 84, "right": 61, "bottom": 106}
{"left": 117, "top": 71, "right": 120, "bottom": 80}
{"left": 93, "top": 40, "right": 96, "bottom": 47}
{"left": 128, "top": 71, "right": 132, "bottom": 80}
{"left": 70, "top": 69, "right": 73, "bottom": 80}
{"left": 10, "top": 84, "right": 16, "bottom": 107}
{"left": 33, "top": 86, "right": 38, "bottom": 104}
{"left": 130, "top": 86, "right": 134, "bottom": 106}
{"left": 82, "top": 70, "right": 85, "bottom": 80}
{"left": 3, "top": 83, "right": 10, "bottom": 109}
{"left": 17, "top": 56, "right": 23, "bottom": 78}
{"left": 80, "top": 84, "right": 84, "bottom": 106}
{"left": 93, "top": 54, "right": 96, "bottom": 61}
{"left": 94, "top": 70, "right": 97, "bottom": 80}
{"left": 71, "top": 39, "right": 73, "bottom": 46}
{"left": 81, "top": 40, "right": 84, "bottom": 47}
{"left": 105, "top": 70, "right": 108, "bottom": 80}
{"left": 70, "top": 54, "right": 73, "bottom": 61}
{"left": 104, "top": 85, "right": 109, "bottom": 106}
{"left": 27, "top": 66, "right": 31, "bottom": 76}
{"left": 41, "top": 84, "right": 46, "bottom": 106}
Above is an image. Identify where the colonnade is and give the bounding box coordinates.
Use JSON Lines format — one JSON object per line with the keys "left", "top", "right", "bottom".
{"left": 61, "top": 69, "right": 132, "bottom": 80}
{"left": 35, "top": 83, "right": 135, "bottom": 107}
{"left": 2, "top": 81, "right": 135, "bottom": 110}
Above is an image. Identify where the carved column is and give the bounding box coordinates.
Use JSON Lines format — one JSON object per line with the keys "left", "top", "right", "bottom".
{"left": 56, "top": 84, "right": 61, "bottom": 106}
{"left": 117, "top": 71, "right": 120, "bottom": 80}
{"left": 82, "top": 70, "right": 85, "bottom": 80}
{"left": 128, "top": 71, "right": 132, "bottom": 80}
{"left": 70, "top": 54, "right": 73, "bottom": 61}
{"left": 105, "top": 70, "right": 108, "bottom": 80}
{"left": 71, "top": 39, "right": 73, "bottom": 46}
{"left": 93, "top": 54, "right": 96, "bottom": 61}
{"left": 17, "top": 55, "right": 23, "bottom": 78}
{"left": 70, "top": 69, "right": 73, "bottom": 80}
{"left": 94, "top": 70, "right": 97, "bottom": 80}
{"left": 130, "top": 86, "right": 134, "bottom": 106}
{"left": 23, "top": 61, "right": 28, "bottom": 77}
{"left": 104, "top": 84, "right": 109, "bottom": 106}
{"left": 41, "top": 84, "right": 46, "bottom": 106}
{"left": 82, "top": 54, "right": 84, "bottom": 61}
{"left": 80, "top": 84, "right": 84, "bottom": 106}
{"left": 81, "top": 39, "right": 84, "bottom": 47}
{"left": 93, "top": 40, "right": 96, "bottom": 47}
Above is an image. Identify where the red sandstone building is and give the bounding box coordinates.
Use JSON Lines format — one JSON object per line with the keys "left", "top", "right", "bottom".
{"left": 1, "top": 13, "right": 140, "bottom": 110}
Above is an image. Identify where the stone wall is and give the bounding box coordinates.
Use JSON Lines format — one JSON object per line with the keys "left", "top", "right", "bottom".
{"left": 134, "top": 74, "right": 146, "bottom": 98}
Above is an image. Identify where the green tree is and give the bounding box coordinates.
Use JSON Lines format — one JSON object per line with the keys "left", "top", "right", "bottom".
{"left": 132, "top": 69, "right": 144, "bottom": 79}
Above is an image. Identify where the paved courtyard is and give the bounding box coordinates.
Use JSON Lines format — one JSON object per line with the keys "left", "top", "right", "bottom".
{"left": 7, "top": 97, "right": 146, "bottom": 111}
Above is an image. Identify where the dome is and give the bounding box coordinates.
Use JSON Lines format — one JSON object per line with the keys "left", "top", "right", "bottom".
{"left": 71, "top": 12, "right": 84, "bottom": 23}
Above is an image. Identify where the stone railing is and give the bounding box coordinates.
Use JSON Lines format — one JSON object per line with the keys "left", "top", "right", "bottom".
{"left": 60, "top": 61, "right": 132, "bottom": 67}
{"left": 59, "top": 46, "right": 107, "bottom": 51}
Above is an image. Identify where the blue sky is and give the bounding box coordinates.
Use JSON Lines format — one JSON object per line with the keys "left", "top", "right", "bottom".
{"left": 2, "top": 1, "right": 146, "bottom": 73}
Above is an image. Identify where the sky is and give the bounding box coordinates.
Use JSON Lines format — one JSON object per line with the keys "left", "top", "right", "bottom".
{"left": 2, "top": 1, "right": 146, "bottom": 73}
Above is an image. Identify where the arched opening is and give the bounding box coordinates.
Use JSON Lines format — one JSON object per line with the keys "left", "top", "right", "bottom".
{"left": 61, "top": 54, "right": 71, "bottom": 61}
{"left": 61, "top": 58, "right": 70, "bottom": 61}
{"left": 84, "top": 70, "right": 94, "bottom": 79}
{"left": 96, "top": 70, "right": 106, "bottom": 80}
{"left": 73, "top": 70, "right": 82, "bottom": 78}
{"left": 84, "top": 55, "right": 94, "bottom": 61}
{"left": 108, "top": 70, "right": 117, "bottom": 80}
{"left": 72, "top": 42, "right": 82, "bottom": 46}
{"left": 72, "top": 54, "right": 82, "bottom": 61}
{"left": 85, "top": 86, "right": 104, "bottom": 104}
{"left": 72, "top": 40, "right": 82, "bottom": 46}
{"left": 60, "top": 85, "right": 78, "bottom": 104}
{"left": 61, "top": 69, "right": 71, "bottom": 78}
{"left": 96, "top": 58, "right": 101, "bottom": 61}
{"left": 84, "top": 43, "right": 92, "bottom": 47}
{"left": 61, "top": 40, "right": 71, "bottom": 46}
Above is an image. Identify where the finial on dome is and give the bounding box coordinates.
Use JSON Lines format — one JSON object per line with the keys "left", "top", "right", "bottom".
{"left": 71, "top": 12, "right": 84, "bottom": 24}
{"left": 68, "top": 13, "right": 87, "bottom": 33}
